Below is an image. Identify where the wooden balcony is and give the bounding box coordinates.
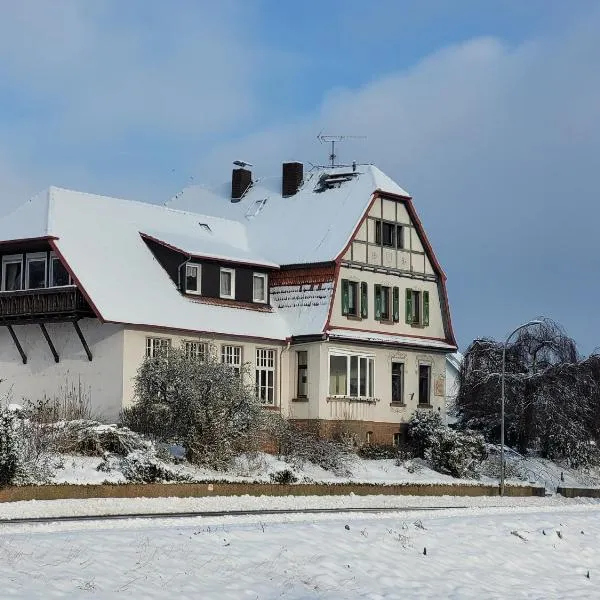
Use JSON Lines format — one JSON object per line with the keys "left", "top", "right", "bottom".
{"left": 0, "top": 286, "right": 93, "bottom": 324}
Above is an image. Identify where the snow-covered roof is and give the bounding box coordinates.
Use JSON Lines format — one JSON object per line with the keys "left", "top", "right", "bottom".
{"left": 446, "top": 351, "right": 464, "bottom": 372}
{"left": 327, "top": 328, "right": 456, "bottom": 351}
{"left": 169, "top": 165, "right": 411, "bottom": 265}
{"left": 0, "top": 187, "right": 289, "bottom": 340}
{"left": 270, "top": 282, "right": 333, "bottom": 337}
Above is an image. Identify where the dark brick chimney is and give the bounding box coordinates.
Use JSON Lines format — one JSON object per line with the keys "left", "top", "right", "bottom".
{"left": 282, "top": 162, "right": 304, "bottom": 197}
{"left": 231, "top": 168, "right": 252, "bottom": 202}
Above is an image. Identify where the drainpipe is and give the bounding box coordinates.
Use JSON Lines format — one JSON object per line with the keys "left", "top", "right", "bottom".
{"left": 278, "top": 339, "right": 291, "bottom": 415}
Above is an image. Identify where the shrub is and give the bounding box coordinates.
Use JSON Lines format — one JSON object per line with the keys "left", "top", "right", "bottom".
{"left": 358, "top": 444, "right": 398, "bottom": 460}
{"left": 0, "top": 409, "right": 22, "bottom": 485}
{"left": 123, "top": 348, "right": 263, "bottom": 470}
{"left": 265, "top": 414, "right": 352, "bottom": 476}
{"left": 97, "top": 450, "right": 191, "bottom": 483}
{"left": 408, "top": 410, "right": 487, "bottom": 478}
{"left": 407, "top": 410, "right": 444, "bottom": 457}
{"left": 270, "top": 469, "right": 298, "bottom": 484}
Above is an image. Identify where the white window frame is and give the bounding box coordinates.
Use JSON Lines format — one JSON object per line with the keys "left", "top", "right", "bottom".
{"left": 49, "top": 251, "right": 72, "bottom": 287}
{"left": 220, "top": 267, "right": 235, "bottom": 299}
{"left": 185, "top": 263, "right": 201, "bottom": 295}
{"left": 221, "top": 344, "right": 242, "bottom": 375}
{"left": 25, "top": 252, "right": 48, "bottom": 290}
{"left": 1, "top": 254, "right": 23, "bottom": 291}
{"left": 145, "top": 337, "right": 171, "bottom": 358}
{"left": 255, "top": 348, "right": 276, "bottom": 405}
{"left": 391, "top": 361, "right": 404, "bottom": 404}
{"left": 328, "top": 350, "right": 375, "bottom": 399}
{"left": 252, "top": 272, "right": 268, "bottom": 303}
{"left": 184, "top": 340, "right": 206, "bottom": 361}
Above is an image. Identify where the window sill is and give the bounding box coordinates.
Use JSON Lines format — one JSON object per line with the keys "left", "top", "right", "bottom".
{"left": 291, "top": 397, "right": 309, "bottom": 403}
{"left": 390, "top": 402, "right": 407, "bottom": 407}
{"left": 327, "top": 396, "right": 377, "bottom": 405}
{"left": 345, "top": 314, "right": 362, "bottom": 321}
{"left": 377, "top": 318, "right": 394, "bottom": 325}
{"left": 417, "top": 403, "right": 434, "bottom": 409}
{"left": 411, "top": 323, "right": 426, "bottom": 329}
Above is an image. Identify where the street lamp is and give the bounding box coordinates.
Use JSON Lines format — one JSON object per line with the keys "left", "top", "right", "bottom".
{"left": 500, "top": 319, "right": 543, "bottom": 496}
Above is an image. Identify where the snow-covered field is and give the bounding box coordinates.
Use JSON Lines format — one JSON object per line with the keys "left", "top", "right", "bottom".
{"left": 0, "top": 501, "right": 599, "bottom": 598}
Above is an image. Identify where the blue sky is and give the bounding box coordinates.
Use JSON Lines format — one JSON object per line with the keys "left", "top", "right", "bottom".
{"left": 1, "top": 1, "right": 599, "bottom": 354}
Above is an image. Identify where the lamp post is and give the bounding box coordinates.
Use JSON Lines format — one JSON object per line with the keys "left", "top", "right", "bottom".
{"left": 500, "top": 320, "right": 543, "bottom": 496}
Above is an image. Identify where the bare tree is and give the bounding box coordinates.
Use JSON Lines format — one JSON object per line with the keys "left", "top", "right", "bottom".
{"left": 456, "top": 318, "right": 600, "bottom": 466}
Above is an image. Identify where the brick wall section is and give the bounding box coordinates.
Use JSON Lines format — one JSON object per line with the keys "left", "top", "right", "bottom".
{"left": 270, "top": 265, "right": 335, "bottom": 286}
{"left": 291, "top": 419, "right": 408, "bottom": 446}
{"left": 0, "top": 482, "right": 544, "bottom": 502}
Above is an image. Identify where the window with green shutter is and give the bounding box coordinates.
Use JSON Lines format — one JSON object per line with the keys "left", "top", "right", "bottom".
{"left": 361, "top": 282, "right": 368, "bottom": 318}
{"left": 374, "top": 284, "right": 382, "bottom": 320}
{"left": 405, "top": 288, "right": 412, "bottom": 324}
{"left": 423, "top": 291, "right": 430, "bottom": 326}
{"left": 393, "top": 287, "right": 400, "bottom": 322}
{"left": 341, "top": 279, "right": 349, "bottom": 315}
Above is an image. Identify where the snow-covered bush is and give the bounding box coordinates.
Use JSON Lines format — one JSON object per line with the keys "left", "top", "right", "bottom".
{"left": 270, "top": 469, "right": 298, "bottom": 484}
{"left": 358, "top": 444, "right": 398, "bottom": 460}
{"left": 265, "top": 414, "right": 352, "bottom": 476}
{"left": 408, "top": 410, "right": 487, "bottom": 478}
{"left": 123, "top": 348, "right": 263, "bottom": 470}
{"left": 97, "top": 450, "right": 191, "bottom": 483}
{"left": 407, "top": 410, "right": 444, "bottom": 458}
{"left": 428, "top": 428, "right": 487, "bottom": 478}
{"left": 0, "top": 408, "right": 22, "bottom": 485}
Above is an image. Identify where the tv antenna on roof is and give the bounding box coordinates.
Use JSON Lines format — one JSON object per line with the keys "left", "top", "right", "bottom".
{"left": 317, "top": 133, "right": 367, "bottom": 168}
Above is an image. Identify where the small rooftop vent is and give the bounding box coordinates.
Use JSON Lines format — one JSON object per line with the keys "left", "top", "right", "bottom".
{"left": 314, "top": 170, "right": 359, "bottom": 193}
{"left": 198, "top": 222, "right": 212, "bottom": 233}
{"left": 245, "top": 198, "right": 268, "bottom": 219}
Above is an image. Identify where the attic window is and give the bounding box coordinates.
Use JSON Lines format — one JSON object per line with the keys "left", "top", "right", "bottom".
{"left": 198, "top": 223, "right": 212, "bottom": 233}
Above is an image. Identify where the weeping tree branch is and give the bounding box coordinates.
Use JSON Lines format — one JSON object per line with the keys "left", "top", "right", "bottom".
{"left": 456, "top": 318, "right": 600, "bottom": 466}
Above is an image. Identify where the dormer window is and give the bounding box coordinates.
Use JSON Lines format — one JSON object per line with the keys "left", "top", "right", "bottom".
{"left": 253, "top": 273, "right": 267, "bottom": 303}
{"left": 25, "top": 252, "right": 47, "bottom": 290}
{"left": 50, "top": 252, "right": 71, "bottom": 287}
{"left": 220, "top": 267, "right": 235, "bottom": 299}
{"left": 2, "top": 255, "right": 22, "bottom": 291}
{"left": 185, "top": 263, "right": 201, "bottom": 295}
{"left": 375, "top": 220, "right": 403, "bottom": 249}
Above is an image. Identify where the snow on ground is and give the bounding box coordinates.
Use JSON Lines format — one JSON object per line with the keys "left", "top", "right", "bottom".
{"left": 0, "top": 505, "right": 599, "bottom": 598}
{"left": 1, "top": 492, "right": 598, "bottom": 520}
{"left": 49, "top": 450, "right": 599, "bottom": 490}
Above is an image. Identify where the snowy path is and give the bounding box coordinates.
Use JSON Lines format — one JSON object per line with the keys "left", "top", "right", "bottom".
{"left": 0, "top": 502, "right": 599, "bottom": 598}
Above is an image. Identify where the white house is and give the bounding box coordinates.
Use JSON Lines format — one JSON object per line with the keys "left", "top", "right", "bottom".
{"left": 0, "top": 162, "right": 457, "bottom": 445}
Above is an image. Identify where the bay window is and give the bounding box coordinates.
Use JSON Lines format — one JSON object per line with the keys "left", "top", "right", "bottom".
{"left": 25, "top": 252, "right": 47, "bottom": 289}
{"left": 2, "top": 255, "right": 22, "bottom": 291}
{"left": 50, "top": 253, "right": 71, "bottom": 287}
{"left": 328, "top": 351, "right": 374, "bottom": 398}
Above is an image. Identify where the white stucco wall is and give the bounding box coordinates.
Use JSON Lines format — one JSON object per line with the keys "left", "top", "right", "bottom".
{"left": 0, "top": 318, "right": 125, "bottom": 421}
{"left": 286, "top": 339, "right": 446, "bottom": 426}
{"left": 121, "top": 327, "right": 289, "bottom": 411}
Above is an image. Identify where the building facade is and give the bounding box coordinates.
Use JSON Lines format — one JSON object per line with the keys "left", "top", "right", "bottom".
{"left": 0, "top": 162, "right": 456, "bottom": 444}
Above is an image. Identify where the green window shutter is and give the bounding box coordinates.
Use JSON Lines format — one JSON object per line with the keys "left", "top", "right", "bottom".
{"left": 423, "top": 291, "right": 430, "bottom": 326}
{"left": 405, "top": 288, "right": 412, "bottom": 324}
{"left": 393, "top": 287, "right": 400, "bottom": 322}
{"left": 361, "top": 282, "right": 368, "bottom": 318}
{"left": 341, "top": 279, "right": 349, "bottom": 315}
{"left": 374, "top": 285, "right": 382, "bottom": 320}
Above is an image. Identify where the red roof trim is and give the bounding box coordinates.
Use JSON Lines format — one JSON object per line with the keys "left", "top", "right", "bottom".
{"left": 0, "top": 235, "right": 58, "bottom": 246}
{"left": 140, "top": 232, "right": 279, "bottom": 270}
{"left": 48, "top": 239, "right": 105, "bottom": 323}
{"left": 113, "top": 321, "right": 288, "bottom": 345}
{"left": 326, "top": 325, "right": 455, "bottom": 346}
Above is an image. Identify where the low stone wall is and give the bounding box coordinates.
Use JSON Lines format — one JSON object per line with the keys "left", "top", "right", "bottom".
{"left": 0, "top": 482, "right": 545, "bottom": 503}
{"left": 556, "top": 486, "right": 600, "bottom": 498}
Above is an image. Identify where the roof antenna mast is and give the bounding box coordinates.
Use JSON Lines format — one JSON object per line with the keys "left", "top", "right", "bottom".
{"left": 317, "top": 133, "right": 366, "bottom": 168}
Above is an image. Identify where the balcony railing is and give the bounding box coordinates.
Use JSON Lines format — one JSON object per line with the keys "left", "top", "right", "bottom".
{"left": 0, "top": 286, "right": 93, "bottom": 324}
